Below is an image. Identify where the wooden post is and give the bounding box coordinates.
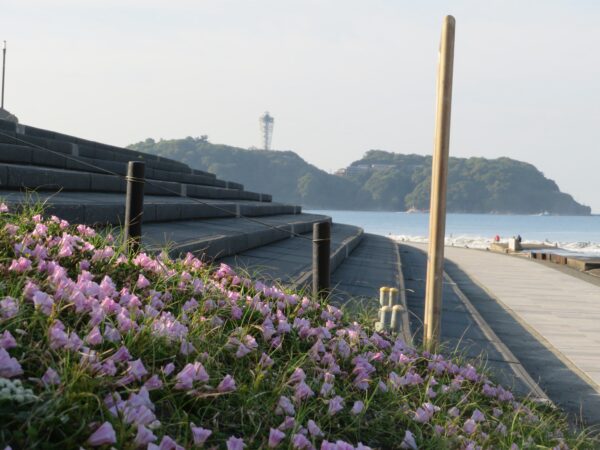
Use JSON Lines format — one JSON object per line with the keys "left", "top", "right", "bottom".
{"left": 312, "top": 221, "right": 331, "bottom": 298}
{"left": 124, "top": 161, "right": 145, "bottom": 253}
{"left": 423, "top": 16, "right": 456, "bottom": 351}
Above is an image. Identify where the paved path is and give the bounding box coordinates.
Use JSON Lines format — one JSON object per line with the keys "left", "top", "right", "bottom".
{"left": 408, "top": 243, "right": 600, "bottom": 425}
{"left": 401, "top": 244, "right": 545, "bottom": 399}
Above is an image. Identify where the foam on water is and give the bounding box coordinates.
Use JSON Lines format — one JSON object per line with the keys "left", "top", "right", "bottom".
{"left": 391, "top": 234, "right": 600, "bottom": 255}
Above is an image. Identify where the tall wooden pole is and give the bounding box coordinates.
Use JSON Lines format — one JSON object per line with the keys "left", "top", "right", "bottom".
{"left": 423, "top": 16, "right": 455, "bottom": 351}
{"left": 1, "top": 41, "right": 6, "bottom": 109}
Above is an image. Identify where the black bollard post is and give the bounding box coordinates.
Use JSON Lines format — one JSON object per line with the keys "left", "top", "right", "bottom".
{"left": 312, "top": 221, "right": 331, "bottom": 298}
{"left": 124, "top": 161, "right": 145, "bottom": 253}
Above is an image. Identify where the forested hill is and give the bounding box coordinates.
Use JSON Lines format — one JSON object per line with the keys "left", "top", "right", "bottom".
{"left": 128, "top": 138, "right": 591, "bottom": 215}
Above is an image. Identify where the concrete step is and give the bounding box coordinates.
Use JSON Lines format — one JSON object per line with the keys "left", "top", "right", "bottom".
{"left": 0, "top": 163, "right": 271, "bottom": 203}
{"left": 0, "top": 190, "right": 299, "bottom": 225}
{"left": 0, "top": 142, "right": 246, "bottom": 191}
{"left": 0, "top": 126, "right": 190, "bottom": 174}
{"left": 0, "top": 119, "right": 265, "bottom": 196}
{"left": 220, "top": 223, "right": 363, "bottom": 287}
{"left": 144, "top": 213, "right": 332, "bottom": 261}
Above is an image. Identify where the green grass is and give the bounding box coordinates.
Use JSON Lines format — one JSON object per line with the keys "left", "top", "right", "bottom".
{"left": 0, "top": 201, "right": 597, "bottom": 449}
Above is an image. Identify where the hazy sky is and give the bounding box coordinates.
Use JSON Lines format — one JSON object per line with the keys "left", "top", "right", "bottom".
{"left": 3, "top": 1, "right": 600, "bottom": 211}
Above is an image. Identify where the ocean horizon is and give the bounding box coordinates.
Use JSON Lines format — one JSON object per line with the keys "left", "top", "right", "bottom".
{"left": 307, "top": 209, "right": 600, "bottom": 255}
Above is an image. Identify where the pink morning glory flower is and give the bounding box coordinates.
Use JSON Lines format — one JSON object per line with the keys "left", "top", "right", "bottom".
{"left": 0, "top": 348, "right": 23, "bottom": 378}
{"left": 307, "top": 420, "right": 323, "bottom": 437}
{"left": 400, "top": 430, "right": 417, "bottom": 450}
{"left": 289, "top": 367, "right": 306, "bottom": 384}
{"left": 471, "top": 409, "right": 485, "bottom": 422}
{"left": 217, "top": 374, "right": 236, "bottom": 393}
{"left": 128, "top": 359, "right": 148, "bottom": 381}
{"left": 351, "top": 400, "right": 364, "bottom": 415}
{"left": 268, "top": 428, "right": 286, "bottom": 448}
{"left": 41, "top": 367, "right": 61, "bottom": 386}
{"left": 463, "top": 418, "right": 477, "bottom": 435}
{"left": 0, "top": 331, "right": 17, "bottom": 349}
{"left": 136, "top": 274, "right": 151, "bottom": 289}
{"left": 190, "top": 424, "right": 212, "bottom": 446}
{"left": 85, "top": 326, "right": 103, "bottom": 346}
{"left": 134, "top": 424, "right": 157, "bottom": 447}
{"left": 0, "top": 297, "right": 18, "bottom": 319}
{"left": 276, "top": 396, "right": 295, "bottom": 416}
{"left": 327, "top": 396, "right": 344, "bottom": 416}
{"left": 291, "top": 434, "right": 311, "bottom": 449}
{"left": 87, "top": 421, "right": 117, "bottom": 446}
{"left": 226, "top": 436, "right": 245, "bottom": 450}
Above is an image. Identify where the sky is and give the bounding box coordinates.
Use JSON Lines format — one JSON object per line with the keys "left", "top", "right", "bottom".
{"left": 2, "top": 0, "right": 600, "bottom": 211}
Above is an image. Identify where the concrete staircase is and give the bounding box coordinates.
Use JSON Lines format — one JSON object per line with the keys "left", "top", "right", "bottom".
{"left": 0, "top": 118, "right": 328, "bottom": 261}
{"left": 0, "top": 119, "right": 413, "bottom": 340}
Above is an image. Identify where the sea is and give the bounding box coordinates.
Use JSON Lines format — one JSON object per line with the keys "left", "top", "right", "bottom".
{"left": 306, "top": 210, "right": 600, "bottom": 255}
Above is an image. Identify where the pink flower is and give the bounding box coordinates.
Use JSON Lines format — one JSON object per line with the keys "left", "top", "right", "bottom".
{"left": 175, "top": 362, "right": 209, "bottom": 390}
{"left": 217, "top": 374, "right": 236, "bottom": 393}
{"left": 111, "top": 346, "right": 132, "bottom": 363}
{"left": 8, "top": 257, "right": 31, "bottom": 273}
{"left": 276, "top": 396, "right": 295, "bottom": 416}
{"left": 320, "top": 382, "right": 334, "bottom": 397}
{"left": 42, "top": 367, "right": 61, "bottom": 386}
{"left": 137, "top": 274, "right": 151, "bottom": 289}
{"left": 128, "top": 359, "right": 148, "bottom": 381}
{"left": 0, "top": 202, "right": 8, "bottom": 212}
{"left": 400, "top": 430, "right": 417, "bottom": 450}
{"left": 268, "top": 428, "right": 286, "bottom": 448}
{"left": 0, "top": 348, "right": 23, "bottom": 378}
{"left": 48, "top": 321, "right": 68, "bottom": 349}
{"left": 471, "top": 409, "right": 485, "bottom": 422}
{"left": 235, "top": 344, "right": 251, "bottom": 358}
{"left": 163, "top": 362, "right": 175, "bottom": 375}
{"left": 0, "top": 331, "right": 17, "bottom": 349}
{"left": 85, "top": 326, "right": 103, "bottom": 346}
{"left": 327, "top": 396, "right": 344, "bottom": 416}
{"left": 157, "top": 435, "right": 184, "bottom": 450}
{"left": 292, "top": 434, "right": 311, "bottom": 449}
{"left": 307, "top": 420, "right": 323, "bottom": 437}
{"left": 0, "top": 297, "right": 18, "bottom": 319}
{"left": 4, "top": 223, "right": 18, "bottom": 236}
{"left": 293, "top": 381, "right": 314, "bottom": 402}
{"left": 226, "top": 436, "right": 245, "bottom": 450}
{"left": 259, "top": 353, "right": 274, "bottom": 367}
{"left": 351, "top": 400, "right": 364, "bottom": 415}
{"left": 289, "top": 367, "right": 306, "bottom": 384}
{"left": 32, "top": 291, "right": 54, "bottom": 315}
{"left": 190, "top": 424, "right": 212, "bottom": 446}
{"left": 134, "top": 424, "right": 157, "bottom": 447}
{"left": 87, "top": 421, "right": 117, "bottom": 446}
{"left": 65, "top": 332, "right": 83, "bottom": 351}
{"left": 144, "top": 375, "right": 163, "bottom": 391}
{"left": 463, "top": 418, "right": 477, "bottom": 435}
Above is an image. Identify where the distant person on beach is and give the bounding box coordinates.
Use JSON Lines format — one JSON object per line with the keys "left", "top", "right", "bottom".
{"left": 494, "top": 235, "right": 500, "bottom": 242}
{"left": 517, "top": 234, "right": 522, "bottom": 243}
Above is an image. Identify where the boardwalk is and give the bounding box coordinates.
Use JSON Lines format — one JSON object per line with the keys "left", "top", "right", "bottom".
{"left": 404, "top": 243, "right": 600, "bottom": 425}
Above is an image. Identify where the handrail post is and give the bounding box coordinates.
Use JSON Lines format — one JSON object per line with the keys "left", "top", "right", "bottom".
{"left": 424, "top": 16, "right": 456, "bottom": 351}
{"left": 124, "top": 161, "right": 145, "bottom": 253}
{"left": 312, "top": 221, "right": 331, "bottom": 298}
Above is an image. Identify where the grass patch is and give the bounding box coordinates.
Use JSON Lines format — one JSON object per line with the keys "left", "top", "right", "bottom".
{"left": 0, "top": 201, "right": 596, "bottom": 449}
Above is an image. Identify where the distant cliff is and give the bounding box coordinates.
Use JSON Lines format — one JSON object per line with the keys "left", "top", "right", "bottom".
{"left": 128, "top": 138, "right": 591, "bottom": 215}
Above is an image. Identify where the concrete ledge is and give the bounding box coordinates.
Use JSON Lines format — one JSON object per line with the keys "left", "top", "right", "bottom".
{"left": 144, "top": 213, "right": 327, "bottom": 260}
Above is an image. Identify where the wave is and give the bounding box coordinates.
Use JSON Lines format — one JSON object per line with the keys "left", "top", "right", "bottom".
{"left": 390, "top": 234, "right": 600, "bottom": 255}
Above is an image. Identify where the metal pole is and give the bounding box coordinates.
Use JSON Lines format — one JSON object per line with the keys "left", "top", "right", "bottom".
{"left": 2, "top": 41, "right": 6, "bottom": 109}
{"left": 124, "top": 161, "right": 145, "bottom": 253}
{"left": 312, "top": 221, "right": 331, "bottom": 298}
{"left": 423, "top": 16, "right": 456, "bottom": 351}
